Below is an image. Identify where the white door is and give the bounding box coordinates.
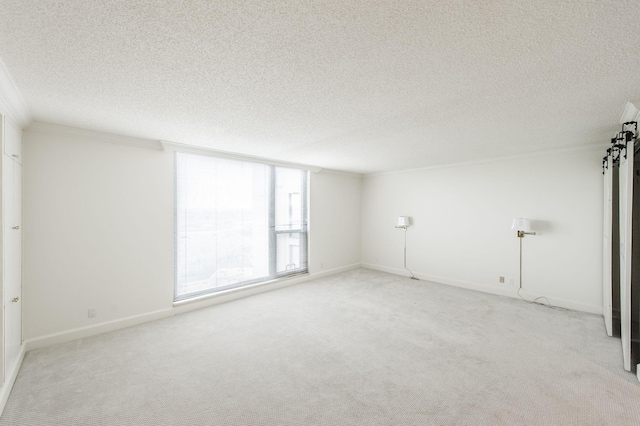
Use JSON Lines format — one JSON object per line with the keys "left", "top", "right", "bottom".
{"left": 2, "top": 117, "right": 22, "bottom": 377}
{"left": 619, "top": 143, "right": 633, "bottom": 372}
{"left": 603, "top": 155, "right": 613, "bottom": 336}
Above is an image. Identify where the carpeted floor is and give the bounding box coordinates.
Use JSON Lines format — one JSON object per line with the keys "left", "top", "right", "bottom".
{"left": 2, "top": 268, "right": 639, "bottom": 425}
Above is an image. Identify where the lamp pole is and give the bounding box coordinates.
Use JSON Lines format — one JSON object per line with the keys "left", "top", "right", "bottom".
{"left": 401, "top": 225, "right": 418, "bottom": 280}
{"left": 517, "top": 229, "right": 535, "bottom": 290}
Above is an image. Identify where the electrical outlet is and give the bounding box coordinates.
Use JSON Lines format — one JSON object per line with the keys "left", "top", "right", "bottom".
{"left": 508, "top": 278, "right": 515, "bottom": 286}
{"left": 499, "top": 276, "right": 505, "bottom": 283}
{"left": 88, "top": 308, "right": 97, "bottom": 318}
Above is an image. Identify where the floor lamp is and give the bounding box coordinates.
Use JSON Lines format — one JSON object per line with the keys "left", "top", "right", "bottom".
{"left": 511, "top": 218, "right": 556, "bottom": 308}
{"left": 511, "top": 218, "right": 535, "bottom": 290}
{"left": 395, "top": 216, "right": 418, "bottom": 280}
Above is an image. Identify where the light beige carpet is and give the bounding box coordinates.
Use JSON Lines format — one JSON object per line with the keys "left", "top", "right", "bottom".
{"left": 2, "top": 268, "right": 639, "bottom": 425}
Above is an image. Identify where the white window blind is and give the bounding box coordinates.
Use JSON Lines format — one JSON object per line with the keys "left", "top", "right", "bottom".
{"left": 175, "top": 152, "right": 308, "bottom": 301}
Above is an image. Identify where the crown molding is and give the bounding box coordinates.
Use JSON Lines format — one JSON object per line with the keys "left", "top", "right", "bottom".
{"left": 26, "top": 121, "right": 163, "bottom": 151}
{"left": 161, "top": 140, "right": 325, "bottom": 172}
{"left": 365, "top": 142, "right": 609, "bottom": 178}
{"left": 0, "top": 57, "right": 32, "bottom": 128}
{"left": 161, "top": 141, "right": 361, "bottom": 176}
{"left": 24, "top": 121, "right": 357, "bottom": 177}
{"left": 312, "top": 168, "right": 362, "bottom": 178}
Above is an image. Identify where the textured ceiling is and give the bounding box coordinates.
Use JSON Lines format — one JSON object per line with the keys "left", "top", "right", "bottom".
{"left": 0, "top": 0, "right": 639, "bottom": 174}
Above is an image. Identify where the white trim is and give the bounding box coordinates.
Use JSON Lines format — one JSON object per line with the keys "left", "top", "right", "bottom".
{"left": 602, "top": 155, "right": 613, "bottom": 336}
{"left": 309, "top": 263, "right": 361, "bottom": 279}
{"left": 22, "top": 262, "right": 603, "bottom": 352}
{"left": 0, "top": 58, "right": 31, "bottom": 128}
{"left": 172, "top": 263, "right": 361, "bottom": 310}
{"left": 314, "top": 168, "right": 362, "bottom": 178}
{"left": 360, "top": 263, "right": 602, "bottom": 315}
{"left": 24, "top": 308, "right": 173, "bottom": 352}
{"left": 20, "top": 123, "right": 361, "bottom": 177}
{"left": 365, "top": 143, "right": 609, "bottom": 177}
{"left": 25, "top": 122, "right": 163, "bottom": 151}
{"left": 0, "top": 344, "right": 25, "bottom": 416}
{"left": 24, "top": 264, "right": 359, "bottom": 352}
{"left": 172, "top": 273, "right": 311, "bottom": 309}
{"left": 162, "top": 140, "right": 322, "bottom": 172}
{"left": 172, "top": 264, "right": 358, "bottom": 315}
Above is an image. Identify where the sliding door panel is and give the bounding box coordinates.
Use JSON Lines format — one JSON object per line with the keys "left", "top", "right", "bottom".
{"left": 632, "top": 143, "right": 640, "bottom": 375}
{"left": 613, "top": 166, "right": 622, "bottom": 337}
{"left": 620, "top": 143, "right": 633, "bottom": 371}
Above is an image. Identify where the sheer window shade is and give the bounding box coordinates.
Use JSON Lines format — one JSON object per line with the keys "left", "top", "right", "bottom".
{"left": 175, "top": 152, "right": 308, "bottom": 301}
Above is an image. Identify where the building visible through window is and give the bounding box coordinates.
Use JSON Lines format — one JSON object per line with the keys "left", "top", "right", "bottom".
{"left": 174, "top": 152, "right": 308, "bottom": 301}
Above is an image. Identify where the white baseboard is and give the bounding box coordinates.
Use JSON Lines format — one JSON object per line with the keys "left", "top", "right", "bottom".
{"left": 309, "top": 263, "right": 361, "bottom": 279}
{"left": 513, "top": 289, "right": 602, "bottom": 315}
{"left": 172, "top": 263, "right": 359, "bottom": 315}
{"left": 0, "top": 344, "right": 26, "bottom": 415}
{"left": 360, "top": 263, "right": 602, "bottom": 315}
{"left": 24, "top": 308, "right": 174, "bottom": 352}
{"left": 24, "top": 264, "right": 360, "bottom": 352}
{"left": 25, "top": 262, "right": 601, "bottom": 353}
{"left": 172, "top": 273, "right": 308, "bottom": 315}
{"left": 0, "top": 260, "right": 606, "bottom": 419}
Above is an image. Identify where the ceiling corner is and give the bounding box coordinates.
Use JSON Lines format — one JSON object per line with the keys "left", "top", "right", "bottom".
{"left": 0, "top": 56, "right": 33, "bottom": 128}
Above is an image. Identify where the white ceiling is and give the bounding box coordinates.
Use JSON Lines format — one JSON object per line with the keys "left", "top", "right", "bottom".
{"left": 0, "top": 0, "right": 639, "bottom": 174}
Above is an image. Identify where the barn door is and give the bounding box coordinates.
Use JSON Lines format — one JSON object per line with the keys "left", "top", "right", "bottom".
{"left": 619, "top": 140, "right": 633, "bottom": 371}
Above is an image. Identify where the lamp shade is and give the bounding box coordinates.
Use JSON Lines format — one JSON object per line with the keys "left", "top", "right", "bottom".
{"left": 511, "top": 218, "right": 531, "bottom": 232}
{"left": 396, "top": 216, "right": 410, "bottom": 228}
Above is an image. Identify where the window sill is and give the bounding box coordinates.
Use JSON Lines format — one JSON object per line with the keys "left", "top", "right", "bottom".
{"left": 172, "top": 272, "right": 309, "bottom": 308}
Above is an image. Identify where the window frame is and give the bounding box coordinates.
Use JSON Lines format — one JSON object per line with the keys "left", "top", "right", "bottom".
{"left": 173, "top": 151, "right": 309, "bottom": 302}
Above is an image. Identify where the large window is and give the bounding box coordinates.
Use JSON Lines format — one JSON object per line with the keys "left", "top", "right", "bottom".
{"left": 174, "top": 152, "right": 308, "bottom": 301}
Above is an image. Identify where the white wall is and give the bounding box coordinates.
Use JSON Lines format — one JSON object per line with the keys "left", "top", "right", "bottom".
{"left": 0, "top": 63, "right": 30, "bottom": 414}
{"left": 23, "top": 125, "right": 361, "bottom": 344}
{"left": 23, "top": 129, "right": 174, "bottom": 341}
{"left": 361, "top": 148, "right": 604, "bottom": 313}
{"left": 309, "top": 170, "right": 362, "bottom": 273}
{"left": 22, "top": 120, "right": 603, "bottom": 342}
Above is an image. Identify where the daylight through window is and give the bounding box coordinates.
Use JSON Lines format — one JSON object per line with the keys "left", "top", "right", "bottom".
{"left": 175, "top": 152, "right": 308, "bottom": 301}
